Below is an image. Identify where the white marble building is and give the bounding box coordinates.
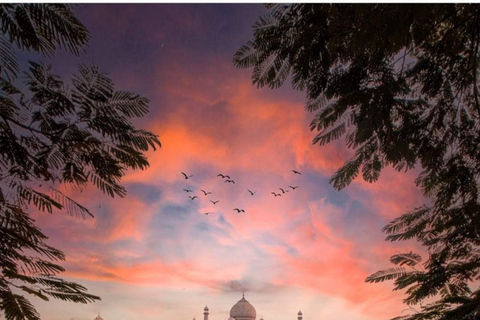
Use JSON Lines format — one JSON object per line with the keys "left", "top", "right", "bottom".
{"left": 197, "top": 294, "right": 303, "bottom": 320}
{"left": 92, "top": 294, "right": 303, "bottom": 320}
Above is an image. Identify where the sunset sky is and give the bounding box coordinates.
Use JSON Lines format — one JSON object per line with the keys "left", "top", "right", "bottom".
{"left": 28, "top": 4, "right": 427, "bottom": 320}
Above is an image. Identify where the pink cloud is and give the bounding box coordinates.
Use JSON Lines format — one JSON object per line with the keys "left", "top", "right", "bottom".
{"left": 27, "top": 33, "right": 425, "bottom": 320}
{"left": 262, "top": 200, "right": 406, "bottom": 319}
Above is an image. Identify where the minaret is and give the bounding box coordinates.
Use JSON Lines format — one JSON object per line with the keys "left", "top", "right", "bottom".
{"left": 298, "top": 310, "right": 303, "bottom": 320}
{"left": 204, "top": 305, "right": 209, "bottom": 320}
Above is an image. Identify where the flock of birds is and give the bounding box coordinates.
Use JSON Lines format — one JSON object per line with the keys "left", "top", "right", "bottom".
{"left": 180, "top": 170, "right": 302, "bottom": 216}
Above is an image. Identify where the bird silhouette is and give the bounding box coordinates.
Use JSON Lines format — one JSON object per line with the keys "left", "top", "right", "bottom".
{"left": 183, "top": 189, "right": 193, "bottom": 192}
{"left": 279, "top": 188, "right": 287, "bottom": 194}
{"left": 182, "top": 172, "right": 193, "bottom": 179}
{"left": 203, "top": 212, "right": 214, "bottom": 215}
{"left": 225, "top": 179, "right": 235, "bottom": 184}
{"left": 271, "top": 192, "right": 281, "bottom": 197}
{"left": 247, "top": 190, "right": 256, "bottom": 195}
{"left": 217, "top": 174, "right": 231, "bottom": 179}
{"left": 210, "top": 200, "right": 219, "bottom": 205}
{"left": 289, "top": 185, "right": 299, "bottom": 190}
{"left": 189, "top": 196, "right": 198, "bottom": 200}
{"left": 201, "top": 189, "right": 212, "bottom": 196}
{"left": 233, "top": 208, "right": 245, "bottom": 213}
{"left": 292, "top": 170, "right": 301, "bottom": 175}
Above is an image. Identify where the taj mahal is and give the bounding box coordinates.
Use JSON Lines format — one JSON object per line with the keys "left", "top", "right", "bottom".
{"left": 92, "top": 294, "right": 303, "bottom": 320}
{"left": 196, "top": 294, "right": 303, "bottom": 320}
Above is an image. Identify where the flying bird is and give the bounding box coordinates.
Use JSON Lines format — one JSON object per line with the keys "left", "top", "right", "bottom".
{"left": 279, "top": 188, "right": 288, "bottom": 194}
{"left": 203, "top": 212, "right": 214, "bottom": 216}
{"left": 217, "top": 174, "right": 231, "bottom": 179}
{"left": 210, "top": 200, "right": 219, "bottom": 205}
{"left": 271, "top": 192, "right": 281, "bottom": 197}
{"left": 292, "top": 170, "right": 302, "bottom": 175}
{"left": 225, "top": 179, "right": 235, "bottom": 184}
{"left": 183, "top": 189, "right": 193, "bottom": 192}
{"left": 289, "top": 186, "right": 299, "bottom": 190}
{"left": 201, "top": 189, "right": 212, "bottom": 196}
{"left": 189, "top": 196, "right": 198, "bottom": 200}
{"left": 233, "top": 208, "right": 245, "bottom": 213}
{"left": 182, "top": 172, "right": 193, "bottom": 179}
{"left": 247, "top": 190, "right": 256, "bottom": 195}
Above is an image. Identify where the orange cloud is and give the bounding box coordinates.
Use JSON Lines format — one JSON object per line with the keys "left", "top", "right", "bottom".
{"left": 263, "top": 199, "right": 406, "bottom": 319}
{"left": 29, "top": 40, "right": 423, "bottom": 320}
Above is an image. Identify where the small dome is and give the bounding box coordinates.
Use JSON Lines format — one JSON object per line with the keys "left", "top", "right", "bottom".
{"left": 298, "top": 311, "right": 303, "bottom": 315}
{"left": 204, "top": 305, "right": 209, "bottom": 311}
{"left": 230, "top": 295, "right": 256, "bottom": 320}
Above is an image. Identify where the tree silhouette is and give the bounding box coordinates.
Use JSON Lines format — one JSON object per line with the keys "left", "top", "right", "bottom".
{"left": 235, "top": 4, "right": 480, "bottom": 320}
{"left": 0, "top": 4, "right": 160, "bottom": 320}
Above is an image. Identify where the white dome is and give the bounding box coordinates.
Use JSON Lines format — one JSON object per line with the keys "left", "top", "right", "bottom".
{"left": 230, "top": 295, "right": 256, "bottom": 320}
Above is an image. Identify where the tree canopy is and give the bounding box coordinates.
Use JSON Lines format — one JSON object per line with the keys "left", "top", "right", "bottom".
{"left": 235, "top": 4, "right": 480, "bottom": 320}
{"left": 0, "top": 4, "right": 160, "bottom": 320}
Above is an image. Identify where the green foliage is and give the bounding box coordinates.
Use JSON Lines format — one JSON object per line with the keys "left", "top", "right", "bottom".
{"left": 0, "top": 4, "right": 89, "bottom": 57}
{"left": 0, "top": 204, "right": 99, "bottom": 320}
{"left": 235, "top": 4, "right": 480, "bottom": 320}
{"left": 0, "top": 4, "right": 160, "bottom": 320}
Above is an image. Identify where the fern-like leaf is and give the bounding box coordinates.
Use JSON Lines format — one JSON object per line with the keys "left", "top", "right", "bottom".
{"left": 305, "top": 93, "right": 329, "bottom": 112}
{"left": 390, "top": 252, "right": 422, "bottom": 267}
{"left": 253, "top": 12, "right": 278, "bottom": 31}
{"left": 0, "top": 37, "right": 18, "bottom": 80}
{"left": 366, "top": 267, "right": 408, "bottom": 283}
{"left": 233, "top": 41, "right": 260, "bottom": 68}
{"left": 0, "top": 289, "right": 41, "bottom": 320}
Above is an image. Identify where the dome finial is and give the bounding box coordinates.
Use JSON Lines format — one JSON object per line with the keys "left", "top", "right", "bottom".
{"left": 242, "top": 291, "right": 244, "bottom": 298}
{"left": 297, "top": 310, "right": 303, "bottom": 320}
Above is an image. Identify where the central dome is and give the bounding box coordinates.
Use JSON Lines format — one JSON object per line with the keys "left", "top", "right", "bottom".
{"left": 230, "top": 295, "right": 256, "bottom": 320}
